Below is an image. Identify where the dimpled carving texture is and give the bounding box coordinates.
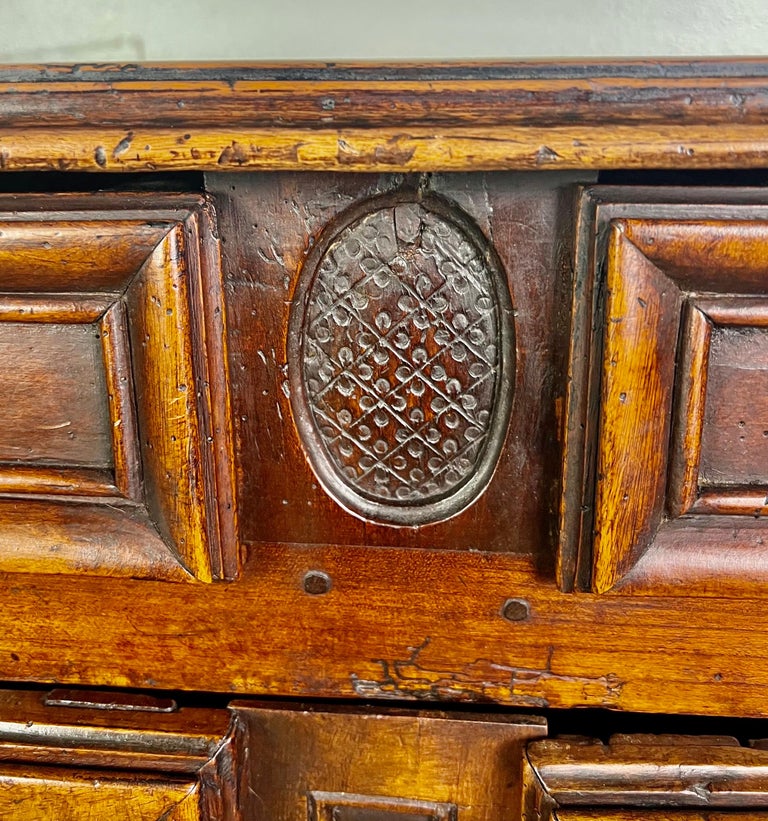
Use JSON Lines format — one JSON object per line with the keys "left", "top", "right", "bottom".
{"left": 299, "top": 201, "right": 506, "bottom": 523}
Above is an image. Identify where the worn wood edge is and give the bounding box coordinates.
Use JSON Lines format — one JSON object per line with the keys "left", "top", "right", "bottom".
{"left": 128, "top": 228, "right": 213, "bottom": 582}
{"left": 182, "top": 205, "right": 239, "bottom": 581}
{"left": 4, "top": 125, "right": 768, "bottom": 172}
{"left": 0, "top": 763, "right": 200, "bottom": 817}
{"left": 8, "top": 61, "right": 768, "bottom": 130}
{"left": 591, "top": 227, "right": 681, "bottom": 593}
{"left": 0, "top": 294, "right": 114, "bottom": 322}
{"left": 666, "top": 303, "right": 711, "bottom": 518}
{"left": 557, "top": 189, "right": 600, "bottom": 592}
{"left": 0, "top": 498, "right": 192, "bottom": 582}
{"left": 692, "top": 489, "right": 768, "bottom": 514}
{"left": 614, "top": 520, "right": 768, "bottom": 596}
{"left": 4, "top": 544, "right": 768, "bottom": 715}
{"left": 101, "top": 301, "right": 144, "bottom": 501}
{"left": 555, "top": 813, "right": 768, "bottom": 820}
{"left": 527, "top": 737, "right": 768, "bottom": 808}
{"left": 695, "top": 296, "right": 768, "bottom": 325}
{"left": 0, "top": 466, "right": 118, "bottom": 497}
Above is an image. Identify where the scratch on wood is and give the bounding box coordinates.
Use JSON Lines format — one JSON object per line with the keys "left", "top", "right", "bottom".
{"left": 351, "top": 638, "right": 624, "bottom": 706}
{"left": 535, "top": 145, "right": 561, "bottom": 164}
{"left": 112, "top": 131, "right": 134, "bottom": 159}
{"left": 218, "top": 141, "right": 249, "bottom": 166}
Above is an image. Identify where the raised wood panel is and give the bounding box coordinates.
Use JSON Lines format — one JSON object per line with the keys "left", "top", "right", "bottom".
{"left": 0, "top": 195, "right": 237, "bottom": 582}
{"left": 562, "top": 190, "right": 768, "bottom": 596}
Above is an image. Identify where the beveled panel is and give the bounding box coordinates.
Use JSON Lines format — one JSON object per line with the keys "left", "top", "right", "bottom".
{"left": 563, "top": 195, "right": 768, "bottom": 596}
{"left": 0, "top": 195, "right": 237, "bottom": 582}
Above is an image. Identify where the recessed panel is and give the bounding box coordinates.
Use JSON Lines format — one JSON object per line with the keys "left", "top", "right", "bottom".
{"left": 0, "top": 322, "right": 112, "bottom": 468}
{"left": 700, "top": 325, "right": 768, "bottom": 487}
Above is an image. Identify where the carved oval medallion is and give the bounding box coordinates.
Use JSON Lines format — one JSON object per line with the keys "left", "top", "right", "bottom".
{"left": 289, "top": 194, "right": 514, "bottom": 525}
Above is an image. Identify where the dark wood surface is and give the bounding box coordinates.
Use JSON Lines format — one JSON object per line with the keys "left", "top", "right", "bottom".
{"left": 213, "top": 171, "right": 577, "bottom": 552}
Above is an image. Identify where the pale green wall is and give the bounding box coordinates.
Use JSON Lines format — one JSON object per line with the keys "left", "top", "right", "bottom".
{"left": 0, "top": 0, "right": 766, "bottom": 61}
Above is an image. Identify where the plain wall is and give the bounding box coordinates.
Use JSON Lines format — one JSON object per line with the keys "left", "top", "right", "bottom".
{"left": 0, "top": 0, "right": 766, "bottom": 62}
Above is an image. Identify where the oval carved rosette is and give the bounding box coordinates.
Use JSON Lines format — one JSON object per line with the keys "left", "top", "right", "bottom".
{"left": 288, "top": 192, "right": 514, "bottom": 526}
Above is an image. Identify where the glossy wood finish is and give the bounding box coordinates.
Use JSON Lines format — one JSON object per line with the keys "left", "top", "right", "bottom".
{"left": 0, "top": 688, "right": 237, "bottom": 820}
{"left": 234, "top": 702, "right": 546, "bottom": 821}
{"left": 524, "top": 735, "right": 768, "bottom": 821}
{"left": 6, "top": 62, "right": 768, "bottom": 172}
{"left": 0, "top": 194, "right": 237, "bottom": 582}
{"left": 215, "top": 172, "right": 576, "bottom": 552}
{"left": 8, "top": 65, "right": 768, "bottom": 748}
{"left": 561, "top": 187, "right": 768, "bottom": 596}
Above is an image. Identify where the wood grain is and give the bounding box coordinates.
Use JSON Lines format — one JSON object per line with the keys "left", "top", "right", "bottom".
{"left": 0, "top": 322, "right": 112, "bottom": 468}
{"left": 0, "top": 194, "right": 237, "bottom": 582}
{"left": 591, "top": 222, "right": 683, "bottom": 593}
{"left": 234, "top": 702, "right": 545, "bottom": 821}
{"left": 213, "top": 171, "right": 576, "bottom": 555}
{"left": 0, "top": 767, "right": 200, "bottom": 821}
{"left": 529, "top": 737, "right": 768, "bottom": 807}
{"left": 6, "top": 124, "right": 768, "bottom": 173}
{"left": 564, "top": 192, "right": 768, "bottom": 596}
{"left": 8, "top": 60, "right": 768, "bottom": 129}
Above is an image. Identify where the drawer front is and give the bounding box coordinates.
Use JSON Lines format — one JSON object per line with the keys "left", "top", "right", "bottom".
{"left": 0, "top": 194, "right": 236, "bottom": 583}
{"left": 0, "top": 688, "right": 236, "bottom": 821}
{"left": 560, "top": 188, "right": 768, "bottom": 595}
{"left": 0, "top": 766, "right": 201, "bottom": 821}
{"left": 233, "top": 702, "right": 546, "bottom": 821}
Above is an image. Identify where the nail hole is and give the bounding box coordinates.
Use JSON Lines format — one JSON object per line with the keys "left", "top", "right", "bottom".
{"left": 501, "top": 598, "right": 530, "bottom": 622}
{"left": 303, "top": 571, "right": 332, "bottom": 596}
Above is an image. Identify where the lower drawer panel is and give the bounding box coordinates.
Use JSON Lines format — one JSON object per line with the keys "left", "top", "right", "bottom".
{"left": 0, "top": 765, "right": 200, "bottom": 821}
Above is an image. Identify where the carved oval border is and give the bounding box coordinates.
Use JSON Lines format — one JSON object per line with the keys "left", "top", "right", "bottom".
{"left": 287, "top": 189, "right": 515, "bottom": 527}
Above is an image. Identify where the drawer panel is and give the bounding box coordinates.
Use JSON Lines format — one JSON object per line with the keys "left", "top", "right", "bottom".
{"left": 233, "top": 702, "right": 546, "bottom": 821}
{"left": 525, "top": 734, "right": 768, "bottom": 820}
{"left": 0, "top": 194, "right": 237, "bottom": 583}
{"left": 0, "top": 765, "right": 201, "bottom": 821}
{"left": 560, "top": 188, "right": 768, "bottom": 595}
{"left": 0, "top": 688, "right": 236, "bottom": 821}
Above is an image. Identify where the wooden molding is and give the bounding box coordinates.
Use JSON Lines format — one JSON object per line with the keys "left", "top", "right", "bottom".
{"left": 4, "top": 62, "right": 768, "bottom": 171}
{"left": 562, "top": 191, "right": 768, "bottom": 596}
{"left": 525, "top": 735, "right": 768, "bottom": 814}
{"left": 0, "top": 195, "right": 237, "bottom": 582}
{"left": 0, "top": 688, "right": 238, "bottom": 821}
